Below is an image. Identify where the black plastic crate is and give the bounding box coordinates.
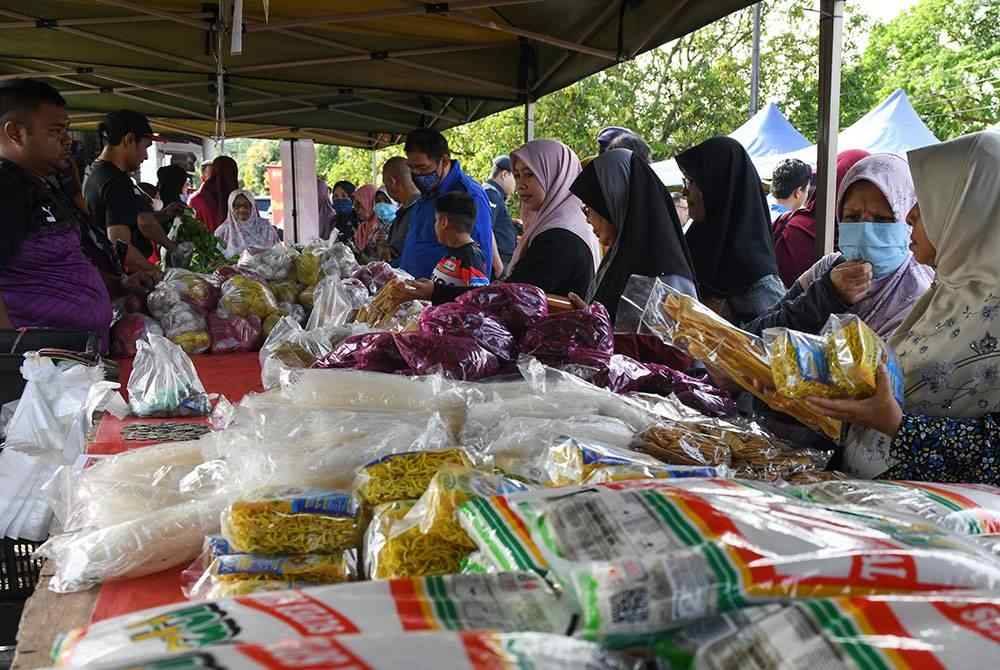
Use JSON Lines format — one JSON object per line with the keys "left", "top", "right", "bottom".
{"left": 0, "top": 540, "right": 42, "bottom": 601}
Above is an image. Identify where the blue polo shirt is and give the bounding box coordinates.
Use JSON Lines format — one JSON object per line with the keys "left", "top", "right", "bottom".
{"left": 399, "top": 160, "right": 494, "bottom": 280}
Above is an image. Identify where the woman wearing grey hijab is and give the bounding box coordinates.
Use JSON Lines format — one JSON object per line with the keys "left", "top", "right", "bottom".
{"left": 569, "top": 148, "right": 697, "bottom": 321}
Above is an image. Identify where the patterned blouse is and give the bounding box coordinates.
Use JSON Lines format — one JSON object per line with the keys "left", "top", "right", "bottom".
{"left": 882, "top": 413, "right": 1000, "bottom": 484}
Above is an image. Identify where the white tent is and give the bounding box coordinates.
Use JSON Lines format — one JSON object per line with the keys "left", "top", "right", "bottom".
{"left": 753, "top": 89, "right": 940, "bottom": 177}
{"left": 652, "top": 102, "right": 810, "bottom": 186}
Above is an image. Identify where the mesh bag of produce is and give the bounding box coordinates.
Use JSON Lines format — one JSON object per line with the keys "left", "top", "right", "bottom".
{"left": 418, "top": 303, "right": 517, "bottom": 362}
{"left": 53, "top": 572, "right": 572, "bottom": 668}
{"left": 220, "top": 488, "right": 359, "bottom": 554}
{"left": 455, "top": 283, "right": 548, "bottom": 338}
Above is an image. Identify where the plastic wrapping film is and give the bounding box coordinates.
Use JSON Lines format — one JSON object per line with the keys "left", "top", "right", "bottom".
{"left": 394, "top": 332, "right": 501, "bottom": 381}
{"left": 794, "top": 479, "right": 1000, "bottom": 538}
{"left": 354, "top": 448, "right": 471, "bottom": 506}
{"left": 459, "top": 478, "right": 1000, "bottom": 645}
{"left": 214, "top": 405, "right": 453, "bottom": 493}
{"left": 257, "top": 316, "right": 360, "bottom": 389}
{"left": 418, "top": 303, "right": 517, "bottom": 362}
{"left": 36, "top": 493, "right": 231, "bottom": 593}
{"left": 454, "top": 283, "right": 549, "bottom": 338}
{"left": 520, "top": 302, "right": 614, "bottom": 366}
{"left": 354, "top": 278, "right": 417, "bottom": 329}
{"left": 363, "top": 499, "right": 469, "bottom": 580}
{"left": 53, "top": 571, "right": 572, "bottom": 668}
{"left": 219, "top": 275, "right": 280, "bottom": 321}
{"left": 641, "top": 279, "right": 842, "bottom": 440}
{"left": 207, "top": 311, "right": 262, "bottom": 354}
{"left": 236, "top": 243, "right": 298, "bottom": 282}
{"left": 110, "top": 314, "right": 163, "bottom": 358}
{"left": 149, "top": 269, "right": 220, "bottom": 317}
{"left": 305, "top": 274, "right": 367, "bottom": 330}
{"left": 79, "top": 631, "right": 643, "bottom": 670}
{"left": 220, "top": 488, "right": 359, "bottom": 554}
{"left": 185, "top": 551, "right": 358, "bottom": 600}
{"left": 127, "top": 334, "right": 211, "bottom": 417}
{"left": 652, "top": 593, "right": 1000, "bottom": 670}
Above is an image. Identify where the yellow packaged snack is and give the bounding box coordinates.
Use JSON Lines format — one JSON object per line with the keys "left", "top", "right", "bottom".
{"left": 221, "top": 488, "right": 359, "bottom": 554}
{"left": 364, "top": 500, "right": 468, "bottom": 579}
{"left": 354, "top": 449, "right": 470, "bottom": 506}
{"left": 212, "top": 552, "right": 356, "bottom": 584}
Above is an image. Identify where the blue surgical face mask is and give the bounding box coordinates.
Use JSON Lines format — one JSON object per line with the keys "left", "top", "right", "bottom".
{"left": 332, "top": 198, "right": 353, "bottom": 216}
{"left": 838, "top": 221, "right": 911, "bottom": 278}
{"left": 373, "top": 202, "right": 397, "bottom": 224}
{"left": 412, "top": 165, "right": 441, "bottom": 195}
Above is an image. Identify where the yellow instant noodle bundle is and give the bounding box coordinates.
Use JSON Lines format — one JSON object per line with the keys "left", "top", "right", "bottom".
{"left": 364, "top": 500, "right": 468, "bottom": 579}
{"left": 410, "top": 466, "right": 529, "bottom": 549}
{"left": 221, "top": 489, "right": 359, "bottom": 554}
{"left": 354, "top": 280, "right": 411, "bottom": 328}
{"left": 354, "top": 449, "right": 471, "bottom": 506}
{"left": 212, "top": 552, "right": 357, "bottom": 584}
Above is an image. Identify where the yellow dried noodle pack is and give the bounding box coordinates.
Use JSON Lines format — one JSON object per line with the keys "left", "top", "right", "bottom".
{"left": 364, "top": 500, "right": 468, "bottom": 579}
{"left": 354, "top": 448, "right": 471, "bottom": 506}
{"left": 221, "top": 488, "right": 359, "bottom": 555}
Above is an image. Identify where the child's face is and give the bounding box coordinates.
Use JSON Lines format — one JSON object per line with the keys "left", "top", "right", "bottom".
{"left": 434, "top": 212, "right": 448, "bottom": 243}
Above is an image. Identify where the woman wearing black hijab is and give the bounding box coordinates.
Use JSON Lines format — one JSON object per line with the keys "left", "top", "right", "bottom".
{"left": 675, "top": 136, "right": 784, "bottom": 324}
{"left": 569, "top": 148, "right": 697, "bottom": 321}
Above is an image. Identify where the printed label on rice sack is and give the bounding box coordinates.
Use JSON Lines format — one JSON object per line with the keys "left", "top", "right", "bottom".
{"left": 84, "top": 631, "right": 641, "bottom": 670}
{"left": 494, "top": 479, "right": 1000, "bottom": 643}
{"left": 53, "top": 572, "right": 570, "bottom": 668}
{"left": 797, "top": 480, "right": 1000, "bottom": 538}
{"left": 657, "top": 593, "right": 1000, "bottom": 670}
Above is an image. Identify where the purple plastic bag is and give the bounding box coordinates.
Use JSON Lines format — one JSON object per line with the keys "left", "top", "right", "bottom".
{"left": 418, "top": 303, "right": 517, "bottom": 361}
{"left": 351, "top": 261, "right": 396, "bottom": 293}
{"left": 455, "top": 283, "right": 548, "bottom": 338}
{"left": 207, "top": 311, "right": 262, "bottom": 354}
{"left": 316, "top": 332, "right": 407, "bottom": 373}
{"left": 520, "top": 303, "right": 613, "bottom": 365}
{"left": 596, "top": 354, "right": 736, "bottom": 417}
{"left": 393, "top": 333, "right": 500, "bottom": 381}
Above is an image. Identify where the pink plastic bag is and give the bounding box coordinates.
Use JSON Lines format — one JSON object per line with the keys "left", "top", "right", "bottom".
{"left": 455, "top": 283, "right": 548, "bottom": 338}
{"left": 110, "top": 314, "right": 163, "bottom": 359}
{"left": 418, "top": 303, "right": 517, "bottom": 361}
{"left": 207, "top": 312, "right": 263, "bottom": 354}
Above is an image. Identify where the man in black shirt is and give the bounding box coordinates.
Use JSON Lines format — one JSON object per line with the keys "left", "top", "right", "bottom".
{"left": 84, "top": 110, "right": 179, "bottom": 273}
{"left": 381, "top": 156, "right": 421, "bottom": 264}
{"left": 483, "top": 155, "right": 517, "bottom": 268}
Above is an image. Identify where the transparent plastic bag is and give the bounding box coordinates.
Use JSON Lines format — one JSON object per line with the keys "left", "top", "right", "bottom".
{"left": 127, "top": 334, "right": 210, "bottom": 417}
{"left": 642, "top": 279, "right": 842, "bottom": 440}
{"left": 321, "top": 241, "right": 359, "bottom": 278}
{"left": 455, "top": 283, "right": 549, "bottom": 337}
{"left": 258, "top": 316, "right": 357, "bottom": 389}
{"left": 520, "top": 302, "right": 613, "bottom": 365}
{"left": 394, "top": 333, "right": 500, "bottom": 381}
{"left": 186, "top": 551, "right": 357, "bottom": 599}
{"left": 37, "top": 494, "right": 229, "bottom": 592}
{"left": 306, "top": 275, "right": 362, "bottom": 330}
{"left": 594, "top": 354, "right": 736, "bottom": 417}
{"left": 268, "top": 279, "right": 301, "bottom": 304}
{"left": 364, "top": 499, "right": 469, "bottom": 580}
{"left": 237, "top": 243, "right": 298, "bottom": 282}
{"left": 207, "top": 310, "right": 262, "bottom": 354}
{"left": 110, "top": 314, "right": 163, "bottom": 358}
{"left": 161, "top": 268, "right": 220, "bottom": 314}
{"left": 221, "top": 488, "right": 359, "bottom": 554}
{"left": 219, "top": 275, "right": 280, "bottom": 320}
{"left": 294, "top": 243, "right": 324, "bottom": 286}
{"left": 354, "top": 448, "right": 471, "bottom": 506}
{"left": 316, "top": 332, "right": 407, "bottom": 373}
{"left": 354, "top": 279, "right": 415, "bottom": 328}
{"left": 418, "top": 303, "right": 517, "bottom": 362}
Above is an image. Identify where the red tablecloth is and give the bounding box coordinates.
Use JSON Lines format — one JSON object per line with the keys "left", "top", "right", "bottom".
{"left": 88, "top": 352, "right": 263, "bottom": 622}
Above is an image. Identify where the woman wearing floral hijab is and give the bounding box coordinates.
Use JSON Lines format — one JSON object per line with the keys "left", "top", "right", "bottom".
{"left": 810, "top": 131, "right": 1000, "bottom": 484}
{"left": 215, "top": 189, "right": 279, "bottom": 257}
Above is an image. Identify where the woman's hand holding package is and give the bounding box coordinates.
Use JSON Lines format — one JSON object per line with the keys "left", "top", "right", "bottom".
{"left": 830, "top": 261, "right": 873, "bottom": 305}
{"left": 808, "top": 365, "right": 903, "bottom": 437}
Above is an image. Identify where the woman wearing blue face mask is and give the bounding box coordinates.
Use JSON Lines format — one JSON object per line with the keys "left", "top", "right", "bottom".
{"left": 330, "top": 179, "right": 357, "bottom": 242}
{"left": 743, "top": 154, "right": 934, "bottom": 340}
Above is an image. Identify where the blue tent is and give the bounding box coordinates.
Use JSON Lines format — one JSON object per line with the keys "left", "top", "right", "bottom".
{"left": 652, "top": 102, "right": 810, "bottom": 186}
{"left": 752, "top": 89, "right": 940, "bottom": 177}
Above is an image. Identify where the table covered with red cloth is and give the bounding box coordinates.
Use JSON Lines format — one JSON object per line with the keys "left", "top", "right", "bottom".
{"left": 88, "top": 352, "right": 263, "bottom": 622}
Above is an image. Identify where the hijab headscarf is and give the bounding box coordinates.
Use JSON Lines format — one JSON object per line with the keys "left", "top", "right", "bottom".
{"left": 352, "top": 184, "right": 379, "bottom": 251}
{"left": 832, "top": 153, "right": 934, "bottom": 338}
{"left": 844, "top": 132, "right": 1000, "bottom": 478}
{"left": 191, "top": 156, "right": 239, "bottom": 232}
{"left": 570, "top": 148, "right": 696, "bottom": 319}
{"left": 214, "top": 189, "right": 279, "bottom": 257}
{"left": 505, "top": 139, "right": 601, "bottom": 279}
{"left": 676, "top": 136, "right": 779, "bottom": 297}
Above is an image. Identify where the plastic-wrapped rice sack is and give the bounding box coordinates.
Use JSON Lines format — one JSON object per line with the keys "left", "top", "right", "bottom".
{"left": 354, "top": 448, "right": 471, "bottom": 506}
{"left": 795, "top": 479, "right": 1000, "bottom": 537}
{"left": 221, "top": 489, "right": 359, "bottom": 554}
{"left": 83, "top": 631, "right": 641, "bottom": 670}
{"left": 53, "top": 572, "right": 572, "bottom": 668}
{"left": 459, "top": 478, "right": 1000, "bottom": 645}
{"left": 364, "top": 500, "right": 469, "bottom": 579}
{"left": 653, "top": 593, "right": 1000, "bottom": 670}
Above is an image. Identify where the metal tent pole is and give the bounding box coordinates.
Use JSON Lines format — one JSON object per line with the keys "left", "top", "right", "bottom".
{"left": 749, "top": 2, "right": 761, "bottom": 117}
{"left": 523, "top": 101, "right": 535, "bottom": 143}
{"left": 815, "top": 0, "right": 844, "bottom": 258}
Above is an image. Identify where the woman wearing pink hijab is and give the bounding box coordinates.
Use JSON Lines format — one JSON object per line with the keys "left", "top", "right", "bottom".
{"left": 352, "top": 184, "right": 380, "bottom": 257}
{"left": 502, "top": 139, "right": 601, "bottom": 296}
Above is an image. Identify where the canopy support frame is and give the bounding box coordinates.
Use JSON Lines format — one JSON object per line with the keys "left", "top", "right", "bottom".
{"left": 815, "top": 0, "right": 844, "bottom": 258}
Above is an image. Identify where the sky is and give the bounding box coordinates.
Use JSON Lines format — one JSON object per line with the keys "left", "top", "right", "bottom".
{"left": 850, "top": 0, "right": 918, "bottom": 22}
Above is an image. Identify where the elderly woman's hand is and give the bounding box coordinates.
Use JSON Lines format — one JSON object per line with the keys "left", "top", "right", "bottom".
{"left": 830, "top": 261, "right": 873, "bottom": 305}
{"left": 807, "top": 365, "right": 903, "bottom": 437}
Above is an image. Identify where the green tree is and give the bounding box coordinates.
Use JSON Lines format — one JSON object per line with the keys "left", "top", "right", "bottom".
{"left": 239, "top": 140, "right": 279, "bottom": 194}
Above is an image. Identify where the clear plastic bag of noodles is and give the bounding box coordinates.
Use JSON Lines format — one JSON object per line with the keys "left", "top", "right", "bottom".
{"left": 186, "top": 551, "right": 357, "bottom": 600}
{"left": 364, "top": 500, "right": 469, "bottom": 579}
{"left": 258, "top": 315, "right": 359, "bottom": 389}
{"left": 354, "top": 448, "right": 472, "bottom": 507}
{"left": 728, "top": 443, "right": 832, "bottom": 482}
{"left": 221, "top": 488, "right": 359, "bottom": 554}
{"left": 640, "top": 279, "right": 842, "bottom": 440}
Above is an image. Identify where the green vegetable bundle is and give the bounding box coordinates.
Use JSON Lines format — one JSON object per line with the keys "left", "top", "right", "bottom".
{"left": 166, "top": 208, "right": 234, "bottom": 274}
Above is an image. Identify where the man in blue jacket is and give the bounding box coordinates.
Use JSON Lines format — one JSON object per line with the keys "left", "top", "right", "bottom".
{"left": 399, "top": 128, "right": 494, "bottom": 279}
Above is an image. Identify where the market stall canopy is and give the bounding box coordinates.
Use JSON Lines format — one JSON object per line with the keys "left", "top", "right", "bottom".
{"left": 751, "top": 89, "right": 940, "bottom": 177}
{"left": 0, "top": 0, "right": 758, "bottom": 147}
{"left": 652, "top": 101, "right": 809, "bottom": 186}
